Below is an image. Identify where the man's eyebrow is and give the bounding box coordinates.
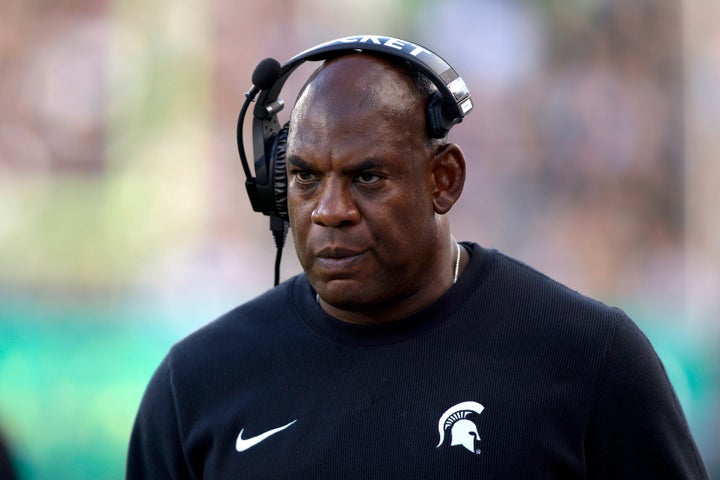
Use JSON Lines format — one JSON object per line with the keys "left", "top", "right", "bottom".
{"left": 340, "top": 159, "right": 385, "bottom": 176}
{"left": 287, "top": 155, "right": 314, "bottom": 171}
{"left": 287, "top": 156, "right": 385, "bottom": 174}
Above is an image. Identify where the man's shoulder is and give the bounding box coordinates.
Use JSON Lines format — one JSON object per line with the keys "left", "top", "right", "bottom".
{"left": 494, "top": 250, "right": 618, "bottom": 312}
{"left": 477, "top": 250, "right": 625, "bottom": 346}
{"left": 167, "top": 275, "right": 305, "bottom": 364}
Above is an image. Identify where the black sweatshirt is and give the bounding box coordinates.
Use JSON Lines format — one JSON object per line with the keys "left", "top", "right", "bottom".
{"left": 127, "top": 243, "right": 709, "bottom": 479}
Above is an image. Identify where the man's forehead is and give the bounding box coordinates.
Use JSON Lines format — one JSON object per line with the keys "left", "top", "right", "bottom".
{"left": 301, "top": 53, "right": 421, "bottom": 102}
{"left": 291, "top": 58, "right": 424, "bottom": 132}
{"left": 287, "top": 53, "right": 429, "bottom": 152}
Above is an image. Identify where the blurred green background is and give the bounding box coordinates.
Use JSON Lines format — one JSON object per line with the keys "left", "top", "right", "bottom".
{"left": 1, "top": 0, "right": 718, "bottom": 478}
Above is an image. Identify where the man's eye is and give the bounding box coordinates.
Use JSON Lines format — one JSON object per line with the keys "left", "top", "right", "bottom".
{"left": 355, "top": 173, "right": 381, "bottom": 185}
{"left": 293, "top": 171, "right": 317, "bottom": 183}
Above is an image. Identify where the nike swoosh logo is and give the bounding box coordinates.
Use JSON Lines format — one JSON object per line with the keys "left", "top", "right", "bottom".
{"left": 235, "top": 419, "right": 297, "bottom": 452}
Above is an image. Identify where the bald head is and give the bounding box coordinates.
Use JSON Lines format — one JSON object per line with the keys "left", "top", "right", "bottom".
{"left": 289, "top": 53, "right": 435, "bottom": 148}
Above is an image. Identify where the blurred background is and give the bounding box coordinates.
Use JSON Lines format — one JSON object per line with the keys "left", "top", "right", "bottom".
{"left": 0, "top": 0, "right": 718, "bottom": 478}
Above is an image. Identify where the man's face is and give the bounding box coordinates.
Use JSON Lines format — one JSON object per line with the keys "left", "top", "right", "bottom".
{"left": 286, "top": 55, "right": 443, "bottom": 316}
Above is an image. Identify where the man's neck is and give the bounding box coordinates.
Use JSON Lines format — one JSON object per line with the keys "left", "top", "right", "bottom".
{"left": 317, "top": 243, "right": 469, "bottom": 325}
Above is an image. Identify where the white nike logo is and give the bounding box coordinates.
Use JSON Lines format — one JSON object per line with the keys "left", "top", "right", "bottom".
{"left": 235, "top": 420, "right": 297, "bottom": 452}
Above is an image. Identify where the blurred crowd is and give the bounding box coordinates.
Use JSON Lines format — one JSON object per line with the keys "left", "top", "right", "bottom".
{"left": 442, "top": 0, "right": 685, "bottom": 301}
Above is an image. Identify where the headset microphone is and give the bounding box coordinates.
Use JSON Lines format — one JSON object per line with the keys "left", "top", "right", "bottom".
{"left": 237, "top": 57, "right": 287, "bottom": 286}
{"left": 238, "top": 58, "right": 281, "bottom": 178}
{"left": 237, "top": 35, "right": 473, "bottom": 287}
{"left": 252, "top": 58, "right": 281, "bottom": 90}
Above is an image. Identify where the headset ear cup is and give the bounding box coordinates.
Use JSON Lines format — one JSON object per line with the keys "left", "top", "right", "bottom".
{"left": 270, "top": 122, "right": 290, "bottom": 220}
{"left": 426, "top": 91, "right": 449, "bottom": 139}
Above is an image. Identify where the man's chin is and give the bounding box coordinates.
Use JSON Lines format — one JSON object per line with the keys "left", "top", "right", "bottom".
{"left": 315, "top": 280, "right": 382, "bottom": 311}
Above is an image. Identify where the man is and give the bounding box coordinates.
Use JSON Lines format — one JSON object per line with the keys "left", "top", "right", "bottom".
{"left": 127, "top": 42, "right": 709, "bottom": 478}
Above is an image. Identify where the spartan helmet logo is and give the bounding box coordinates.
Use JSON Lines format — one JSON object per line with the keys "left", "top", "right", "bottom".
{"left": 436, "top": 401, "right": 485, "bottom": 454}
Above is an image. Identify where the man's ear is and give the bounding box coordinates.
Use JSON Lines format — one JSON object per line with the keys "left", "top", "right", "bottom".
{"left": 430, "top": 143, "right": 466, "bottom": 214}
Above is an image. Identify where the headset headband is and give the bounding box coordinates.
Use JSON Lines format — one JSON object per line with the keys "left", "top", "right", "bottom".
{"left": 253, "top": 35, "right": 473, "bottom": 126}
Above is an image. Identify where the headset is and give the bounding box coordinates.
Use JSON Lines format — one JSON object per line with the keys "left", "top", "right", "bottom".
{"left": 236, "top": 35, "right": 473, "bottom": 285}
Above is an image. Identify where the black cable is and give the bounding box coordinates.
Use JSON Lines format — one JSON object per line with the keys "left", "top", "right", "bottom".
{"left": 270, "top": 215, "right": 289, "bottom": 286}
{"left": 273, "top": 243, "right": 283, "bottom": 287}
{"left": 236, "top": 90, "right": 256, "bottom": 181}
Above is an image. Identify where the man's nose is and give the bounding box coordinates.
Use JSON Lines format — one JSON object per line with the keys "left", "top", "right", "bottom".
{"left": 311, "top": 179, "right": 360, "bottom": 227}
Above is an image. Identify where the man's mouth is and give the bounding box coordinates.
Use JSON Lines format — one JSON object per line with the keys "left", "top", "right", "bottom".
{"left": 316, "top": 247, "right": 366, "bottom": 272}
